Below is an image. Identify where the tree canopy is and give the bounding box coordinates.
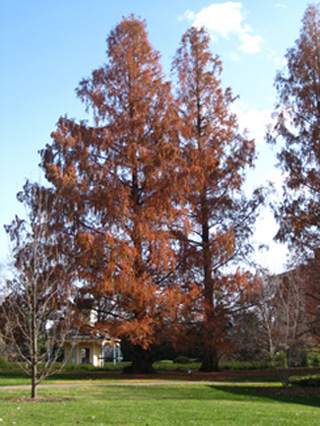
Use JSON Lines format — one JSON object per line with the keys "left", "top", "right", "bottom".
{"left": 270, "top": 3, "right": 320, "bottom": 257}
{"left": 4, "top": 16, "right": 268, "bottom": 374}
{"left": 172, "top": 27, "right": 262, "bottom": 371}
{"left": 41, "top": 16, "right": 185, "bottom": 373}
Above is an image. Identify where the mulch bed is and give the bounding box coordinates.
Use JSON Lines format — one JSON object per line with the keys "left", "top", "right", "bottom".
{"left": 10, "top": 397, "right": 71, "bottom": 402}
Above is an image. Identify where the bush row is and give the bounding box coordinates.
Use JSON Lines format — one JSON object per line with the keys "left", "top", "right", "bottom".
{"left": 1, "top": 356, "right": 319, "bottom": 373}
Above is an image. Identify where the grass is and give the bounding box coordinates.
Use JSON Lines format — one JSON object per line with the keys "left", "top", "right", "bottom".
{"left": 0, "top": 369, "right": 280, "bottom": 387}
{"left": 1, "top": 363, "right": 319, "bottom": 386}
{"left": 0, "top": 384, "right": 319, "bottom": 425}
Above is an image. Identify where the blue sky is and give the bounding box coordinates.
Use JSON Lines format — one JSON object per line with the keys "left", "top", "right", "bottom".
{"left": 0, "top": 0, "right": 313, "bottom": 272}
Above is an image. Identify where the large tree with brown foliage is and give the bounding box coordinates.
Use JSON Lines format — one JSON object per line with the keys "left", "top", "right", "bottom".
{"left": 268, "top": 4, "right": 320, "bottom": 336}
{"left": 41, "top": 16, "right": 183, "bottom": 373}
{"left": 269, "top": 4, "right": 320, "bottom": 256}
{"left": 172, "top": 27, "right": 262, "bottom": 371}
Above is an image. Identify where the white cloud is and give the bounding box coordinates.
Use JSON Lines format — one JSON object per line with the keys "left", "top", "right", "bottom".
{"left": 187, "top": 3, "right": 244, "bottom": 38}
{"left": 238, "top": 33, "right": 263, "bottom": 53}
{"left": 252, "top": 169, "right": 289, "bottom": 273}
{"left": 253, "top": 212, "right": 289, "bottom": 273}
{"left": 274, "top": 56, "right": 287, "bottom": 67}
{"left": 181, "top": 2, "right": 263, "bottom": 54}
{"left": 231, "top": 100, "right": 272, "bottom": 145}
{"left": 275, "top": 3, "right": 287, "bottom": 9}
{"left": 228, "top": 99, "right": 289, "bottom": 272}
{"left": 229, "top": 99, "right": 289, "bottom": 272}
{"left": 179, "top": 10, "right": 196, "bottom": 22}
{"left": 229, "top": 52, "right": 241, "bottom": 61}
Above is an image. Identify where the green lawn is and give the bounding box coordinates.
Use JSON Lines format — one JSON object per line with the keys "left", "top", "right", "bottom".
{"left": 0, "top": 369, "right": 312, "bottom": 386}
{"left": 0, "top": 385, "right": 319, "bottom": 425}
{"left": 0, "top": 370, "right": 280, "bottom": 387}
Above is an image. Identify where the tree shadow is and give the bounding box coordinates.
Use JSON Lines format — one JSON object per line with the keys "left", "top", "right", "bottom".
{"left": 208, "top": 384, "right": 320, "bottom": 409}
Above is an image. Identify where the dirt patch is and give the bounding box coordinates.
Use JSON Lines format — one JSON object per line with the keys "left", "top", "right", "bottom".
{"left": 10, "top": 397, "right": 72, "bottom": 403}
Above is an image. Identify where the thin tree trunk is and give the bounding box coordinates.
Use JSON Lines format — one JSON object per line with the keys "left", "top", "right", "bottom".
{"left": 31, "top": 276, "right": 38, "bottom": 399}
{"left": 31, "top": 327, "right": 38, "bottom": 398}
{"left": 31, "top": 362, "right": 37, "bottom": 398}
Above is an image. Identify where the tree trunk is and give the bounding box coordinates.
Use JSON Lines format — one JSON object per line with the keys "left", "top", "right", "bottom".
{"left": 200, "top": 338, "right": 219, "bottom": 372}
{"left": 31, "top": 361, "right": 37, "bottom": 398}
{"left": 128, "top": 167, "right": 156, "bottom": 375}
{"left": 200, "top": 290, "right": 219, "bottom": 372}
{"left": 127, "top": 345, "right": 156, "bottom": 374}
{"left": 31, "top": 278, "right": 38, "bottom": 399}
{"left": 199, "top": 192, "right": 219, "bottom": 372}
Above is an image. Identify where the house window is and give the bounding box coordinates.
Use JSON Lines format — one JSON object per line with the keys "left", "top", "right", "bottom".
{"left": 81, "top": 347, "right": 90, "bottom": 364}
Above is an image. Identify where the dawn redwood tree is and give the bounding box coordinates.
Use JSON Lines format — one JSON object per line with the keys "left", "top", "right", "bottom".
{"left": 41, "top": 16, "right": 183, "bottom": 373}
{"left": 172, "top": 27, "right": 262, "bottom": 371}
{"left": 269, "top": 4, "right": 320, "bottom": 257}
{"left": 268, "top": 4, "right": 320, "bottom": 336}
{"left": 2, "top": 181, "right": 75, "bottom": 399}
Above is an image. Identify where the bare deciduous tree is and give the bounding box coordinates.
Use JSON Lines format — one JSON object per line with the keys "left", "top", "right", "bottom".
{"left": 1, "top": 181, "right": 76, "bottom": 398}
{"left": 255, "top": 269, "right": 307, "bottom": 388}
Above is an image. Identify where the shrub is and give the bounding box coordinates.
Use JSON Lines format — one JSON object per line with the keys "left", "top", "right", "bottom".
{"left": 0, "top": 357, "right": 21, "bottom": 370}
{"left": 0, "top": 357, "right": 10, "bottom": 369}
{"left": 153, "top": 360, "right": 200, "bottom": 372}
{"left": 310, "top": 351, "right": 320, "bottom": 367}
{"left": 300, "top": 349, "right": 320, "bottom": 367}
{"left": 290, "top": 375, "right": 320, "bottom": 387}
{"left": 219, "top": 361, "right": 273, "bottom": 371}
{"left": 173, "top": 356, "right": 190, "bottom": 364}
{"left": 62, "top": 363, "right": 96, "bottom": 372}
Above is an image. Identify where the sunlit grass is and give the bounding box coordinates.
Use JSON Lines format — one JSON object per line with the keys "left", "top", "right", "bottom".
{"left": 0, "top": 384, "right": 319, "bottom": 425}
{"left": 1, "top": 363, "right": 318, "bottom": 386}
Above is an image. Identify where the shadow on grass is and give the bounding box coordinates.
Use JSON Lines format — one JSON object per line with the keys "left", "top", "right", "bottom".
{"left": 0, "top": 369, "right": 122, "bottom": 382}
{"left": 208, "top": 385, "right": 320, "bottom": 409}
{"left": 0, "top": 370, "right": 30, "bottom": 380}
{"left": 50, "top": 371, "right": 122, "bottom": 381}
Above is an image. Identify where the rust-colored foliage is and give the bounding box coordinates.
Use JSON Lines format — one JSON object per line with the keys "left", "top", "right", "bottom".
{"left": 269, "top": 4, "right": 320, "bottom": 335}
{"left": 172, "top": 27, "right": 261, "bottom": 371}
{"left": 41, "top": 16, "right": 184, "bottom": 373}
{"left": 270, "top": 4, "right": 320, "bottom": 256}
{"left": 39, "top": 19, "right": 264, "bottom": 373}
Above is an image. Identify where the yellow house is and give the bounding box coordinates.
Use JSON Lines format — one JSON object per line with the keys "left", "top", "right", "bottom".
{"left": 64, "top": 334, "right": 122, "bottom": 367}
{"left": 64, "top": 310, "right": 122, "bottom": 367}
